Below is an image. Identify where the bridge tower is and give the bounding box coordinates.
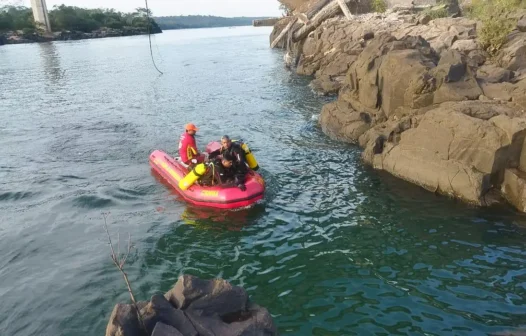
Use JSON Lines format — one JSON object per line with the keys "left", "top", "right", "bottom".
{"left": 30, "top": 0, "right": 52, "bottom": 33}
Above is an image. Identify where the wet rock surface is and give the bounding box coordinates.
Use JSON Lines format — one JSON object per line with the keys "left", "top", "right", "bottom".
{"left": 106, "top": 275, "right": 276, "bottom": 336}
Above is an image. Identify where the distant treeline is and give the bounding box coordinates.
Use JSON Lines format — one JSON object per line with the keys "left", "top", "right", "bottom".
{"left": 0, "top": 5, "right": 161, "bottom": 33}
{"left": 154, "top": 15, "right": 269, "bottom": 30}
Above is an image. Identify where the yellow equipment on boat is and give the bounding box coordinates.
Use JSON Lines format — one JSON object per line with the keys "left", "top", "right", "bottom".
{"left": 179, "top": 163, "right": 207, "bottom": 190}
{"left": 240, "top": 143, "right": 259, "bottom": 171}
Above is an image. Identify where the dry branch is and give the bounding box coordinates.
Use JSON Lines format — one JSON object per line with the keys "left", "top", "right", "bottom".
{"left": 271, "top": 17, "right": 298, "bottom": 48}
{"left": 293, "top": 0, "right": 354, "bottom": 42}
{"left": 337, "top": 0, "right": 354, "bottom": 20}
{"left": 102, "top": 213, "right": 146, "bottom": 332}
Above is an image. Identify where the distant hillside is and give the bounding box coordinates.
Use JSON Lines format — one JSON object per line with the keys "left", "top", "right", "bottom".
{"left": 153, "top": 15, "right": 272, "bottom": 30}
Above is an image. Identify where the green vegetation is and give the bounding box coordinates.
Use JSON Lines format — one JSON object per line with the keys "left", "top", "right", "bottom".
{"left": 466, "top": 0, "right": 526, "bottom": 55}
{"left": 0, "top": 5, "right": 161, "bottom": 33}
{"left": 153, "top": 15, "right": 268, "bottom": 30}
{"left": 423, "top": 5, "right": 449, "bottom": 19}
{"left": 0, "top": 6, "right": 35, "bottom": 31}
{"left": 371, "top": 0, "right": 387, "bottom": 13}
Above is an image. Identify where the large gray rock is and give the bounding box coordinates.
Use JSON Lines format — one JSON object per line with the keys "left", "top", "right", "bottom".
{"left": 187, "top": 303, "right": 277, "bottom": 336}
{"left": 430, "top": 49, "right": 482, "bottom": 104}
{"left": 393, "top": 17, "right": 477, "bottom": 54}
{"left": 518, "top": 16, "right": 526, "bottom": 32}
{"left": 152, "top": 323, "right": 184, "bottom": 336}
{"left": 309, "top": 75, "right": 343, "bottom": 95}
{"left": 319, "top": 100, "right": 372, "bottom": 142}
{"left": 477, "top": 64, "right": 514, "bottom": 83}
{"left": 502, "top": 169, "right": 526, "bottom": 212}
{"left": 141, "top": 295, "right": 197, "bottom": 336}
{"left": 106, "top": 303, "right": 144, "bottom": 336}
{"left": 361, "top": 104, "right": 526, "bottom": 205}
{"left": 490, "top": 115, "right": 526, "bottom": 170}
{"left": 320, "top": 34, "right": 489, "bottom": 144}
{"left": 165, "top": 275, "right": 248, "bottom": 318}
{"left": 451, "top": 39, "right": 480, "bottom": 54}
{"left": 480, "top": 77, "right": 526, "bottom": 110}
{"left": 343, "top": 34, "right": 439, "bottom": 115}
{"left": 497, "top": 31, "right": 526, "bottom": 72}
{"left": 107, "top": 276, "right": 277, "bottom": 336}
{"left": 343, "top": 35, "right": 482, "bottom": 115}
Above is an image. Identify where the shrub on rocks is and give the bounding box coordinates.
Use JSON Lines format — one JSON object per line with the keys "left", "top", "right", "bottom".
{"left": 466, "top": 0, "right": 526, "bottom": 55}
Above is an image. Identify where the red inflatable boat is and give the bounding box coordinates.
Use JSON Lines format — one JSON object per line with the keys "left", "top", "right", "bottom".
{"left": 149, "top": 144, "right": 265, "bottom": 209}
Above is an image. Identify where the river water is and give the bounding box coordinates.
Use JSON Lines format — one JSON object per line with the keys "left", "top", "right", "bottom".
{"left": 1, "top": 27, "right": 526, "bottom": 336}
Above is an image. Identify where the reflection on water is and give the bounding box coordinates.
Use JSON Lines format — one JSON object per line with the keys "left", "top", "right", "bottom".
{"left": 38, "top": 42, "right": 65, "bottom": 87}
{"left": 180, "top": 206, "right": 265, "bottom": 231}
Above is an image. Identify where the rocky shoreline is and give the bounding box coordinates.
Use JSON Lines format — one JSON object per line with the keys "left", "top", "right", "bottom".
{"left": 106, "top": 275, "right": 277, "bottom": 336}
{"left": 272, "top": 2, "right": 526, "bottom": 212}
{"left": 0, "top": 27, "right": 161, "bottom": 46}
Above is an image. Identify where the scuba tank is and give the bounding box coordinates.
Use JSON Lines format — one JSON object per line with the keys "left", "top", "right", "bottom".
{"left": 179, "top": 163, "right": 207, "bottom": 190}
{"left": 240, "top": 143, "right": 259, "bottom": 171}
{"left": 232, "top": 139, "right": 259, "bottom": 171}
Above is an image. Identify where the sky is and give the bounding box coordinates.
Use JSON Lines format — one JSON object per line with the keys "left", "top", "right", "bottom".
{"left": 14, "top": 0, "right": 283, "bottom": 17}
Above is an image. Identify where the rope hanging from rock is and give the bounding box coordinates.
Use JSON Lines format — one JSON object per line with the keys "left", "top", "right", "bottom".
{"left": 145, "top": 0, "right": 163, "bottom": 75}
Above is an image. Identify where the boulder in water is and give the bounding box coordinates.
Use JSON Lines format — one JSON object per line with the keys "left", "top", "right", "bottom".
{"left": 107, "top": 275, "right": 275, "bottom": 336}
{"left": 140, "top": 295, "right": 197, "bottom": 336}
{"left": 187, "top": 303, "right": 277, "bottom": 336}
{"left": 165, "top": 275, "right": 248, "bottom": 318}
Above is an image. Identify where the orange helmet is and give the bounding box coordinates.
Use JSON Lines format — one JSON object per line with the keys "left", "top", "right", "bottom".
{"left": 185, "top": 123, "right": 198, "bottom": 132}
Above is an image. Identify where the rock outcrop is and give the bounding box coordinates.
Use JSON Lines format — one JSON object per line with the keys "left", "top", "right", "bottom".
{"left": 272, "top": 4, "right": 526, "bottom": 212}
{"left": 106, "top": 275, "right": 276, "bottom": 336}
{"left": 497, "top": 31, "right": 526, "bottom": 72}
{"left": 362, "top": 106, "right": 526, "bottom": 205}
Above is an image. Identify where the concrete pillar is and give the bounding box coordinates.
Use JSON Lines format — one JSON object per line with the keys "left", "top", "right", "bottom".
{"left": 30, "top": 0, "right": 52, "bottom": 33}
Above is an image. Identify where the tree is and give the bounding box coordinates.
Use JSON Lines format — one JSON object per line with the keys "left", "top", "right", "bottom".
{"left": 0, "top": 5, "right": 162, "bottom": 34}
{"left": 280, "top": 3, "right": 293, "bottom": 16}
{"left": 134, "top": 7, "right": 152, "bottom": 17}
{"left": 0, "top": 11, "right": 14, "bottom": 30}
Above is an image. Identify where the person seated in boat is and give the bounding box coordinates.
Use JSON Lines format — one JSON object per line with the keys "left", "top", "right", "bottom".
{"left": 179, "top": 123, "right": 203, "bottom": 167}
{"left": 220, "top": 135, "right": 248, "bottom": 178}
{"left": 199, "top": 153, "right": 247, "bottom": 191}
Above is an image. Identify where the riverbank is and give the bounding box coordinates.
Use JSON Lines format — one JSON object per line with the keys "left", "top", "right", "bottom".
{"left": 253, "top": 18, "right": 281, "bottom": 27}
{"left": 0, "top": 27, "right": 161, "bottom": 45}
{"left": 0, "top": 5, "right": 162, "bottom": 46}
{"left": 272, "top": 0, "right": 526, "bottom": 212}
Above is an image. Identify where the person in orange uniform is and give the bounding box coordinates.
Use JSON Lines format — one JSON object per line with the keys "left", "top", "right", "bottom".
{"left": 178, "top": 123, "right": 201, "bottom": 165}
